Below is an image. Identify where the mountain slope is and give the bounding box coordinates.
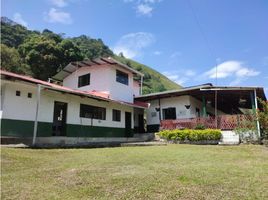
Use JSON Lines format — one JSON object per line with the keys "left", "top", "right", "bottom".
{"left": 0, "top": 17, "right": 181, "bottom": 94}
{"left": 113, "top": 55, "right": 181, "bottom": 94}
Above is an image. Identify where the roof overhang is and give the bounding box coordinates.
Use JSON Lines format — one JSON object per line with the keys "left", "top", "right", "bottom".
{"left": 0, "top": 70, "right": 148, "bottom": 109}
{"left": 52, "top": 57, "right": 144, "bottom": 81}
{"left": 135, "top": 85, "right": 266, "bottom": 114}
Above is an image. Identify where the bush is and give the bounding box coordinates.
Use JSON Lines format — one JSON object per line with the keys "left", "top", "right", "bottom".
{"left": 194, "top": 124, "right": 206, "bottom": 130}
{"left": 157, "top": 129, "right": 221, "bottom": 141}
{"left": 257, "top": 99, "right": 268, "bottom": 139}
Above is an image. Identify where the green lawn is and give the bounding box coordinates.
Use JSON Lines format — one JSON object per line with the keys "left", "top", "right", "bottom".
{"left": 1, "top": 145, "right": 268, "bottom": 200}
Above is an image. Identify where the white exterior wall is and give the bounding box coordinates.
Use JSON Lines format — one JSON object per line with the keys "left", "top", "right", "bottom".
{"left": 133, "top": 81, "right": 140, "bottom": 97}
{"left": 146, "top": 95, "right": 225, "bottom": 125}
{"left": 63, "top": 65, "right": 111, "bottom": 94}
{"left": 1, "top": 80, "right": 134, "bottom": 129}
{"left": 62, "top": 65, "right": 135, "bottom": 103}
{"left": 1, "top": 81, "right": 37, "bottom": 121}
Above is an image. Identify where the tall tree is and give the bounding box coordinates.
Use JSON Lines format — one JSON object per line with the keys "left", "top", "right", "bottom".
{"left": 71, "top": 35, "right": 113, "bottom": 59}
{"left": 18, "top": 35, "right": 62, "bottom": 80}
{"left": 0, "top": 44, "right": 31, "bottom": 74}
{"left": 18, "top": 34, "right": 83, "bottom": 80}
{"left": 1, "top": 17, "right": 32, "bottom": 48}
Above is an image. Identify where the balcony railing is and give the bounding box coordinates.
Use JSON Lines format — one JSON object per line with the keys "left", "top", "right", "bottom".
{"left": 160, "top": 115, "right": 254, "bottom": 130}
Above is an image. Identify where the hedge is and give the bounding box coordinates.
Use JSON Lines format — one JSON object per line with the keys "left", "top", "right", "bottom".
{"left": 157, "top": 129, "right": 221, "bottom": 141}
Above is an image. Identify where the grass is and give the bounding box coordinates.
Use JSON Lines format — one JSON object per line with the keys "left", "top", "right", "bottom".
{"left": 1, "top": 145, "right": 268, "bottom": 200}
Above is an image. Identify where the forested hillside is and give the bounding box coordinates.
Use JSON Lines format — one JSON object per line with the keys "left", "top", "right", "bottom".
{"left": 0, "top": 17, "right": 181, "bottom": 94}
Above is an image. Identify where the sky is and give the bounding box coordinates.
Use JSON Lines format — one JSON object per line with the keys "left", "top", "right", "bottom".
{"left": 2, "top": 0, "right": 268, "bottom": 95}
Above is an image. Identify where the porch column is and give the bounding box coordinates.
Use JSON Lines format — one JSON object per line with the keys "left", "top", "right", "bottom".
{"left": 202, "top": 95, "right": 207, "bottom": 117}
{"left": 250, "top": 90, "right": 261, "bottom": 138}
{"left": 32, "top": 84, "right": 41, "bottom": 146}
{"left": 158, "top": 98, "right": 162, "bottom": 121}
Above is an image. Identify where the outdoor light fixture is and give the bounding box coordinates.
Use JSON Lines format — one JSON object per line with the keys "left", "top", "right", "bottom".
{"left": 185, "top": 105, "right": 191, "bottom": 109}
{"left": 155, "top": 107, "right": 160, "bottom": 112}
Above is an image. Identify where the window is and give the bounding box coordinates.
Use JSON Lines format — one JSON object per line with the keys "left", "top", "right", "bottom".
{"left": 112, "top": 109, "right": 121, "bottom": 122}
{"left": 78, "top": 73, "right": 90, "bottom": 87}
{"left": 116, "top": 70, "right": 128, "bottom": 85}
{"left": 28, "top": 93, "right": 32, "bottom": 98}
{"left": 16, "top": 91, "right": 21, "bottom": 96}
{"left": 80, "top": 104, "right": 106, "bottom": 120}
{"left": 163, "top": 107, "right": 176, "bottom": 120}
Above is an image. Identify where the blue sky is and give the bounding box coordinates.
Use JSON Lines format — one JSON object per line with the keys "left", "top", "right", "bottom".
{"left": 2, "top": 0, "right": 268, "bottom": 94}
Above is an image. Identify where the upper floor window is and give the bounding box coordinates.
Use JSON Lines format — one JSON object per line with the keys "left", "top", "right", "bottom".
{"left": 78, "top": 73, "right": 90, "bottom": 88}
{"left": 116, "top": 70, "right": 128, "bottom": 85}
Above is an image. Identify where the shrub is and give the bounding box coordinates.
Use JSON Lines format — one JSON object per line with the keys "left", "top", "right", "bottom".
{"left": 194, "top": 124, "right": 206, "bottom": 130}
{"left": 158, "top": 129, "right": 221, "bottom": 141}
{"left": 257, "top": 99, "right": 268, "bottom": 139}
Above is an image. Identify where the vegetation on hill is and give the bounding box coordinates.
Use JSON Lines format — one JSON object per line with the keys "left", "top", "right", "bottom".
{"left": 114, "top": 55, "right": 181, "bottom": 94}
{"left": 0, "top": 17, "right": 181, "bottom": 94}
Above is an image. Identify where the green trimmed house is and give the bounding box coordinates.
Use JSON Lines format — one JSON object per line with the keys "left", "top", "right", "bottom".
{"left": 0, "top": 57, "right": 148, "bottom": 145}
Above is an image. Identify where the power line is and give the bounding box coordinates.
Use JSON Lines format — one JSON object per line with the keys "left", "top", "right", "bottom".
{"left": 186, "top": 0, "right": 219, "bottom": 123}
{"left": 186, "top": 0, "right": 219, "bottom": 85}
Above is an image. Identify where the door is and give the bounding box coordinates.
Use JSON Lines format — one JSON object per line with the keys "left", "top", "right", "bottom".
{"left": 125, "top": 112, "right": 132, "bottom": 137}
{"left": 138, "top": 114, "right": 145, "bottom": 133}
{"left": 52, "top": 101, "right": 67, "bottom": 136}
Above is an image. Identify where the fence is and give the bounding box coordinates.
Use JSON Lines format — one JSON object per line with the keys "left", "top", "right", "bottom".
{"left": 160, "top": 115, "right": 254, "bottom": 130}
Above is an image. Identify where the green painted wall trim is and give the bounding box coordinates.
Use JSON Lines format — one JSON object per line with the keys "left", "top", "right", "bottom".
{"left": 66, "top": 124, "right": 129, "bottom": 137}
{"left": 1, "top": 118, "right": 132, "bottom": 138}
{"left": 1, "top": 119, "right": 51, "bottom": 137}
{"left": 147, "top": 124, "right": 160, "bottom": 133}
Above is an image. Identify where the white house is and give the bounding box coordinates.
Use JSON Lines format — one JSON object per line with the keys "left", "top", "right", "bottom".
{"left": 135, "top": 84, "right": 266, "bottom": 133}
{"left": 0, "top": 57, "right": 148, "bottom": 145}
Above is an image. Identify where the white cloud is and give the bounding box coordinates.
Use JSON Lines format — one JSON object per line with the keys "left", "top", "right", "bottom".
{"left": 50, "top": 0, "right": 68, "bottom": 7}
{"left": 13, "top": 13, "right": 28, "bottom": 27}
{"left": 44, "top": 8, "right": 73, "bottom": 24}
{"left": 113, "top": 32, "right": 155, "bottom": 58}
{"left": 162, "top": 69, "right": 196, "bottom": 85}
{"left": 204, "top": 61, "right": 259, "bottom": 79}
{"left": 136, "top": 4, "right": 153, "bottom": 16}
{"left": 203, "top": 60, "right": 260, "bottom": 86}
{"left": 153, "top": 51, "right": 162, "bottom": 55}
{"left": 123, "top": 0, "right": 162, "bottom": 17}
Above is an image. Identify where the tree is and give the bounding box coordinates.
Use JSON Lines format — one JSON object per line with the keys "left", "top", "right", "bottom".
{"left": 18, "top": 34, "right": 83, "bottom": 80}
{"left": 18, "top": 35, "right": 63, "bottom": 80}
{"left": 58, "top": 39, "right": 83, "bottom": 68}
{"left": 1, "top": 18, "right": 32, "bottom": 48}
{"left": 0, "top": 44, "right": 31, "bottom": 74}
{"left": 71, "top": 35, "right": 113, "bottom": 59}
